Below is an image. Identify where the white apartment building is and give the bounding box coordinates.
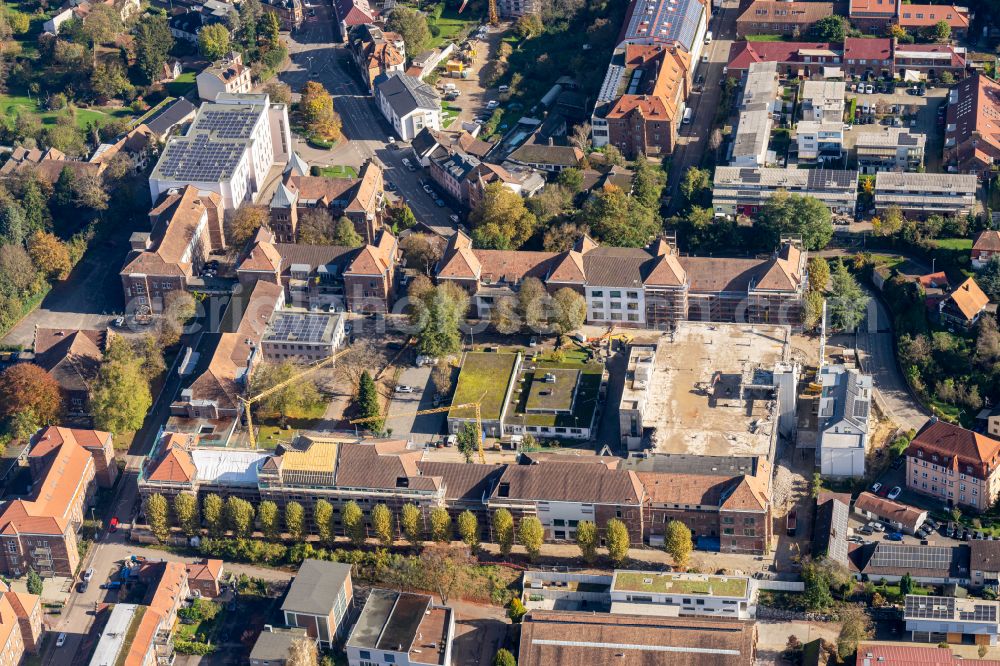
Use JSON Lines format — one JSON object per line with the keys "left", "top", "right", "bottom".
{"left": 801, "top": 80, "right": 846, "bottom": 123}
{"left": 585, "top": 285, "right": 646, "bottom": 326}
{"left": 874, "top": 171, "right": 978, "bottom": 217}
{"left": 796, "top": 121, "right": 845, "bottom": 161}
{"left": 610, "top": 571, "right": 758, "bottom": 621}
{"left": 375, "top": 74, "right": 441, "bottom": 141}
{"left": 149, "top": 93, "right": 291, "bottom": 209}
{"left": 856, "top": 127, "right": 926, "bottom": 173}
{"left": 713, "top": 166, "right": 859, "bottom": 217}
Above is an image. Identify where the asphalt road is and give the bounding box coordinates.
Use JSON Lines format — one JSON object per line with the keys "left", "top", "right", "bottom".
{"left": 666, "top": 0, "right": 737, "bottom": 212}
{"left": 274, "top": 2, "right": 459, "bottom": 237}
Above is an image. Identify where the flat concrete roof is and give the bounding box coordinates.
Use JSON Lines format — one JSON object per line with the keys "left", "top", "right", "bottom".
{"left": 646, "top": 322, "right": 788, "bottom": 457}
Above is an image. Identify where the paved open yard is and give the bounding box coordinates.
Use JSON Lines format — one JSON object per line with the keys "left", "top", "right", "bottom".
{"left": 845, "top": 87, "right": 948, "bottom": 171}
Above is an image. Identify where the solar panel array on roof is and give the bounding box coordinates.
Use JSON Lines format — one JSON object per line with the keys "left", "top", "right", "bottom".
{"left": 194, "top": 108, "right": 261, "bottom": 139}
{"left": 265, "top": 313, "right": 338, "bottom": 343}
{"left": 905, "top": 595, "right": 954, "bottom": 619}
{"left": 959, "top": 602, "right": 998, "bottom": 623}
{"left": 623, "top": 0, "right": 705, "bottom": 51}
{"left": 872, "top": 544, "right": 952, "bottom": 570}
{"left": 156, "top": 134, "right": 247, "bottom": 182}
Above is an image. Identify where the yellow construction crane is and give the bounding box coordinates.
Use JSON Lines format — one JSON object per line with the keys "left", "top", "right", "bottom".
{"left": 239, "top": 346, "right": 353, "bottom": 449}
{"left": 488, "top": 0, "right": 498, "bottom": 25}
{"left": 349, "top": 392, "right": 487, "bottom": 463}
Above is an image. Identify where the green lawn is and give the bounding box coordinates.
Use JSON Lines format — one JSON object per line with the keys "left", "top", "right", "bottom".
{"left": 932, "top": 238, "right": 973, "bottom": 251}
{"left": 165, "top": 71, "right": 197, "bottom": 98}
{"left": 427, "top": 7, "right": 477, "bottom": 49}
{"left": 746, "top": 34, "right": 785, "bottom": 42}
{"left": 442, "top": 103, "right": 461, "bottom": 127}
{"left": 0, "top": 93, "right": 133, "bottom": 129}
{"left": 314, "top": 165, "right": 358, "bottom": 179}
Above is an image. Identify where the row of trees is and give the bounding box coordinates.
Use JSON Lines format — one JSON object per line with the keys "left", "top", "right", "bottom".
{"left": 144, "top": 491, "right": 695, "bottom": 568}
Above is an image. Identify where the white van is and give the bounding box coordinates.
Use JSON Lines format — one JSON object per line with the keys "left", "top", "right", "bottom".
{"left": 683, "top": 107, "right": 693, "bottom": 124}
{"left": 705, "top": 31, "right": 713, "bottom": 44}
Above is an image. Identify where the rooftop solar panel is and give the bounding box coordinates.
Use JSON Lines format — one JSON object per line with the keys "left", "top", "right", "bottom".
{"left": 871, "top": 544, "right": 952, "bottom": 570}
{"left": 264, "top": 313, "right": 339, "bottom": 344}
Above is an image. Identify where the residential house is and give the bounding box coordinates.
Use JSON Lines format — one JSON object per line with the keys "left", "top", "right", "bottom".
{"left": 3, "top": 587, "right": 41, "bottom": 655}
{"left": 0, "top": 147, "right": 105, "bottom": 185}
{"left": 345, "top": 589, "right": 454, "bottom": 666}
{"left": 0, "top": 594, "right": 25, "bottom": 666}
{"left": 89, "top": 562, "right": 188, "bottom": 666}
{"left": 855, "top": 127, "right": 926, "bottom": 173}
{"left": 282, "top": 559, "right": 354, "bottom": 647}
{"left": 843, "top": 37, "right": 894, "bottom": 78}
{"left": 237, "top": 228, "right": 398, "bottom": 312}
{"left": 801, "top": 80, "right": 846, "bottom": 123}
{"left": 736, "top": 2, "right": 834, "bottom": 39}
{"left": 185, "top": 559, "right": 223, "bottom": 597}
{"left": 196, "top": 52, "right": 254, "bottom": 102}
{"left": 973, "top": 230, "right": 1000, "bottom": 268}
{"left": 818, "top": 364, "right": 873, "bottom": 478}
{"left": 904, "top": 594, "right": 1000, "bottom": 645}
{"left": 169, "top": 280, "right": 284, "bottom": 432}
{"left": 849, "top": 0, "right": 898, "bottom": 32}
{"left": 898, "top": 5, "right": 969, "bottom": 39}
{"left": 726, "top": 41, "right": 840, "bottom": 79}
{"left": 795, "top": 122, "right": 845, "bottom": 162}
{"left": 486, "top": 457, "right": 646, "bottom": 545}
{"left": 906, "top": 420, "right": 1000, "bottom": 511}
{"left": 120, "top": 186, "right": 226, "bottom": 314}
{"left": 88, "top": 124, "right": 157, "bottom": 173}
{"left": 375, "top": 74, "right": 441, "bottom": 141}
{"left": 32, "top": 328, "right": 105, "bottom": 416}
{"left": 939, "top": 277, "right": 990, "bottom": 330}
{"left": 625, "top": 454, "right": 773, "bottom": 554}
{"left": 260, "top": 0, "right": 303, "bottom": 31}
{"left": 160, "top": 59, "right": 183, "bottom": 83}
{"left": 43, "top": 5, "right": 75, "bottom": 34}
{"left": 517, "top": 612, "right": 758, "bottom": 666}
{"left": 31, "top": 426, "right": 116, "bottom": 488}
{"left": 250, "top": 627, "right": 314, "bottom": 666}
{"left": 853, "top": 492, "right": 928, "bottom": 534}
{"left": 508, "top": 143, "right": 584, "bottom": 173}
{"left": 435, "top": 231, "right": 809, "bottom": 330}
{"left": 617, "top": 0, "right": 708, "bottom": 65}
{"left": 945, "top": 73, "right": 1000, "bottom": 178}
{"left": 731, "top": 63, "right": 781, "bottom": 168}
{"left": 0, "top": 425, "right": 102, "bottom": 576}
{"left": 267, "top": 159, "right": 386, "bottom": 243}
{"left": 894, "top": 43, "right": 967, "bottom": 80}
{"left": 857, "top": 643, "right": 990, "bottom": 666}
{"left": 168, "top": 10, "right": 206, "bottom": 42}
{"left": 149, "top": 93, "right": 292, "bottom": 210}
{"left": 406, "top": 44, "right": 455, "bottom": 80}
{"left": 411, "top": 128, "right": 493, "bottom": 167}
{"left": 332, "top": 0, "right": 373, "bottom": 39}
{"left": 349, "top": 24, "right": 406, "bottom": 94}
{"left": 465, "top": 161, "right": 545, "bottom": 211}
{"left": 850, "top": 542, "right": 970, "bottom": 585}
{"left": 713, "top": 167, "right": 859, "bottom": 217}
{"left": 874, "top": 171, "right": 977, "bottom": 217}
{"left": 497, "top": 0, "right": 539, "bottom": 16}
{"left": 970, "top": 540, "right": 1000, "bottom": 589}
{"left": 590, "top": 43, "right": 690, "bottom": 159}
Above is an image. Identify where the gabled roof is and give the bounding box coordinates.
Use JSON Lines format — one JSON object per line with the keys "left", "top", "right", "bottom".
{"left": 239, "top": 240, "right": 282, "bottom": 273}
{"left": 344, "top": 230, "right": 396, "bottom": 276}
{"left": 547, "top": 251, "right": 586, "bottom": 283}
{"left": 908, "top": 420, "right": 1000, "bottom": 477}
{"left": 843, "top": 37, "right": 892, "bottom": 62}
{"left": 285, "top": 151, "right": 310, "bottom": 177}
{"left": 944, "top": 277, "right": 990, "bottom": 320}
{"left": 146, "top": 433, "right": 197, "bottom": 483}
{"left": 33, "top": 328, "right": 105, "bottom": 393}
{"left": 974, "top": 230, "right": 1000, "bottom": 253}
{"left": 271, "top": 181, "right": 298, "bottom": 209}
{"left": 186, "top": 558, "right": 223, "bottom": 581}
{"left": 491, "top": 461, "right": 644, "bottom": 505}
{"left": 376, "top": 73, "right": 440, "bottom": 117}
{"left": 727, "top": 41, "right": 835, "bottom": 71}
{"left": 644, "top": 253, "right": 687, "bottom": 287}
{"left": 282, "top": 559, "right": 353, "bottom": 616}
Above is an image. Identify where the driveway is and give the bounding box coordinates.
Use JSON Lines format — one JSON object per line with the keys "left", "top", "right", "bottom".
{"left": 385, "top": 364, "right": 447, "bottom": 444}
{"left": 269, "top": 4, "right": 458, "bottom": 237}
{"left": 829, "top": 294, "right": 930, "bottom": 434}
{"left": 845, "top": 87, "right": 947, "bottom": 172}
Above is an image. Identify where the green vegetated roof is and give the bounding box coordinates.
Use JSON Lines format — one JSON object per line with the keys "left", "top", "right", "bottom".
{"left": 449, "top": 352, "right": 521, "bottom": 421}
{"left": 612, "top": 572, "right": 748, "bottom": 598}
{"left": 508, "top": 359, "right": 603, "bottom": 429}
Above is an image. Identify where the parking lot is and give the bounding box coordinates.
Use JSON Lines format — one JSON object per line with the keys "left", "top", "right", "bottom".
{"left": 437, "top": 24, "right": 505, "bottom": 130}
{"left": 844, "top": 86, "right": 948, "bottom": 172}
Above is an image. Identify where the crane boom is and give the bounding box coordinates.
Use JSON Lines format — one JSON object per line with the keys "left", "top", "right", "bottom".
{"left": 240, "top": 346, "right": 352, "bottom": 449}
{"left": 349, "top": 391, "right": 488, "bottom": 463}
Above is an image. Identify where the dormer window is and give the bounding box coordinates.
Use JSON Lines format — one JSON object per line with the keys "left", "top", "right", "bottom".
{"left": 499, "top": 482, "right": 510, "bottom": 498}
{"left": 917, "top": 450, "right": 924, "bottom": 458}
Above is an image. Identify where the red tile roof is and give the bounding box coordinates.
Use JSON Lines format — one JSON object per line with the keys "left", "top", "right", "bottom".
{"left": 908, "top": 420, "right": 1000, "bottom": 479}
{"left": 898, "top": 4, "right": 969, "bottom": 28}
{"left": 974, "top": 230, "right": 1000, "bottom": 253}
{"left": 844, "top": 37, "right": 892, "bottom": 62}
{"left": 727, "top": 41, "right": 835, "bottom": 71}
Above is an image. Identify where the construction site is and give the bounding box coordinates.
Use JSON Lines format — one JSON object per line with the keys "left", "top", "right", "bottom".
{"left": 638, "top": 322, "right": 797, "bottom": 459}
